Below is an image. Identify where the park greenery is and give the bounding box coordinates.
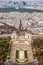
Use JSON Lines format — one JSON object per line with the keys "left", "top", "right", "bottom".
{"left": 0, "top": 37, "right": 12, "bottom": 62}
{"left": 31, "top": 37, "right": 43, "bottom": 65}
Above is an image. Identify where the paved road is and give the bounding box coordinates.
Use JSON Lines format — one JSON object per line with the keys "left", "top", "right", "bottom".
{"left": 0, "top": 34, "right": 11, "bottom": 38}
{"left": 5, "top": 61, "right": 37, "bottom": 65}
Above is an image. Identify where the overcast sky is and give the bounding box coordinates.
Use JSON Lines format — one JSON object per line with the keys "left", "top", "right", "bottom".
{"left": 0, "top": 0, "right": 43, "bottom": 4}
{"left": 0, "top": 0, "right": 43, "bottom": 1}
